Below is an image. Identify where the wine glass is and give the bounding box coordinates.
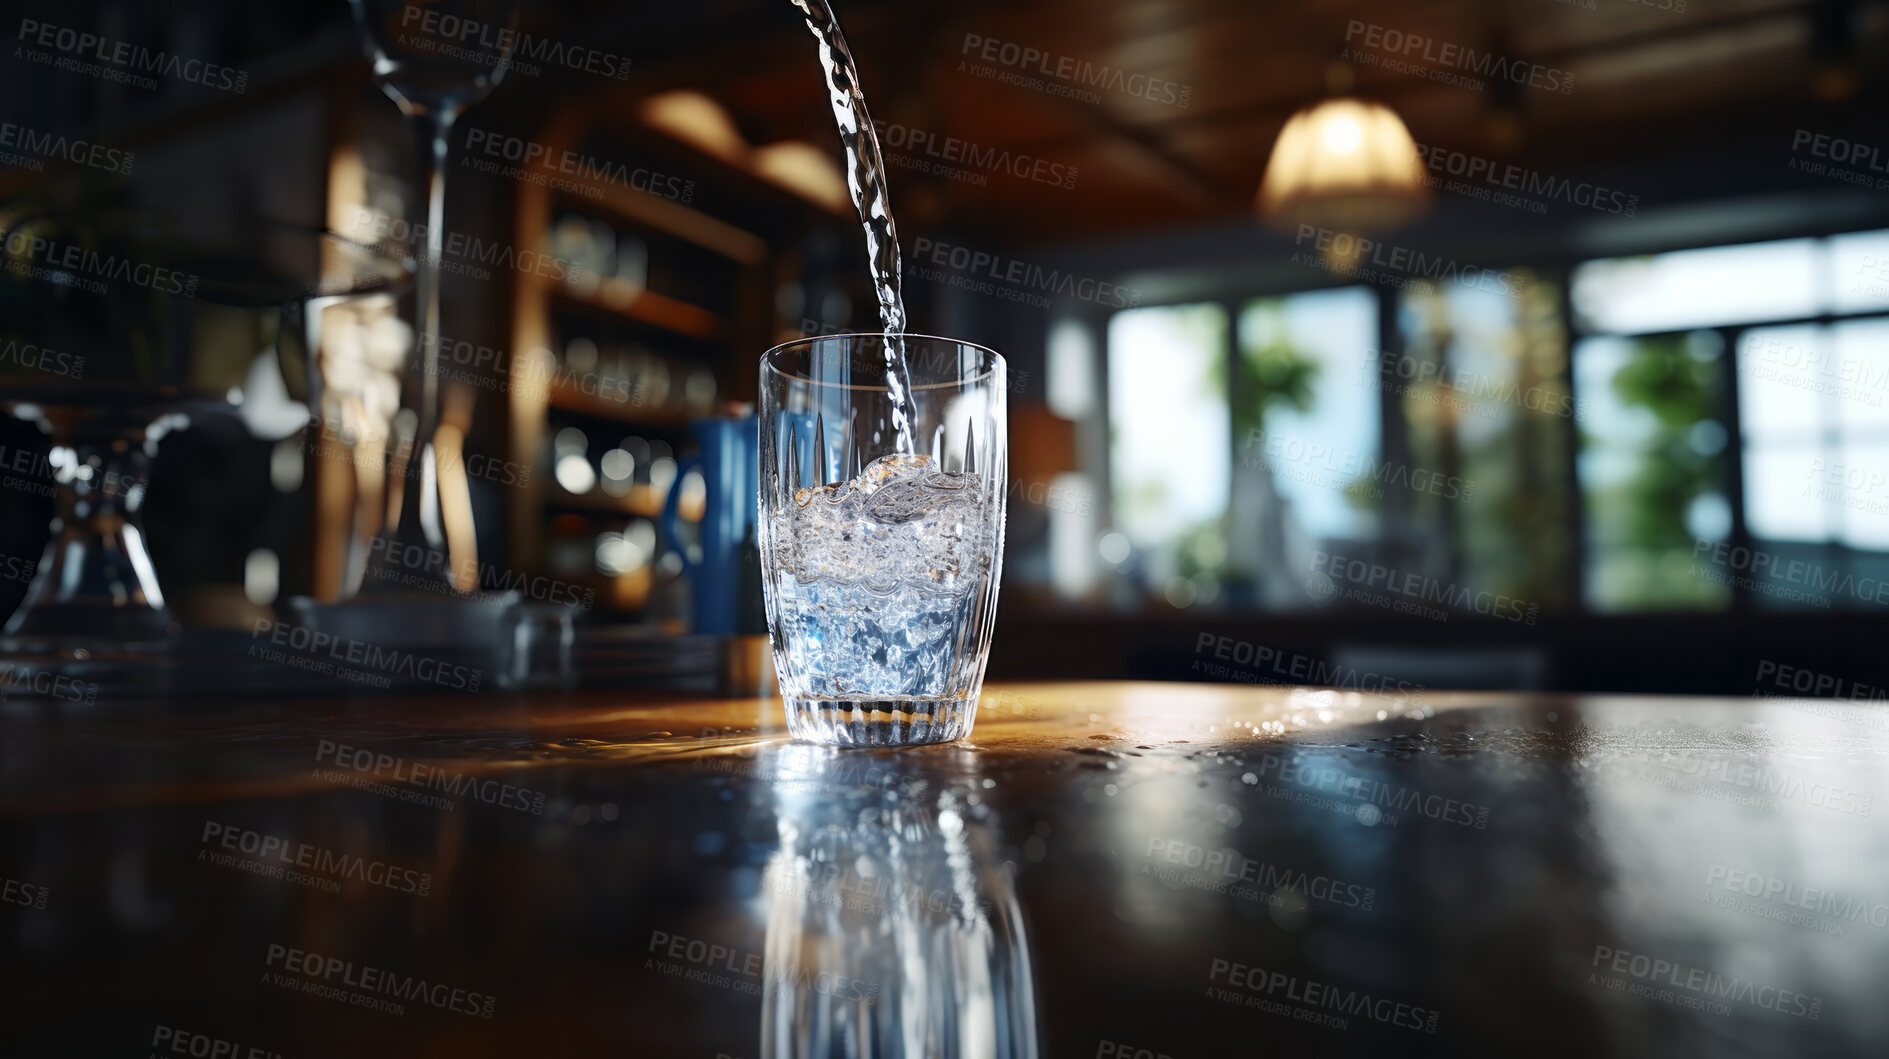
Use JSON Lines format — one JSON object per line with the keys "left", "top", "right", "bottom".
{"left": 0, "top": 195, "right": 408, "bottom": 692}
{"left": 348, "top": 0, "right": 519, "bottom": 593}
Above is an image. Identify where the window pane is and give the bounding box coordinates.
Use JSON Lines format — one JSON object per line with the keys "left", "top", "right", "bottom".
{"left": 1399, "top": 273, "right": 1574, "bottom": 611}
{"left": 1107, "top": 303, "right": 1229, "bottom": 590}
{"left": 1745, "top": 446, "right": 1828, "bottom": 542}
{"left": 1571, "top": 239, "right": 1820, "bottom": 334}
{"left": 1836, "top": 441, "right": 1889, "bottom": 550}
{"left": 1737, "top": 326, "right": 1824, "bottom": 442}
{"left": 1576, "top": 332, "right": 1731, "bottom": 611}
{"left": 1046, "top": 318, "right": 1097, "bottom": 419}
{"left": 1833, "top": 320, "right": 1889, "bottom": 437}
{"left": 1235, "top": 287, "right": 1378, "bottom": 543}
{"left": 1740, "top": 320, "right": 1889, "bottom": 554}
{"left": 1831, "top": 229, "right": 1889, "bottom": 313}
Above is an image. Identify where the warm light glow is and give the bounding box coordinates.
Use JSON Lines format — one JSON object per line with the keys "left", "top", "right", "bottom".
{"left": 1257, "top": 97, "right": 1429, "bottom": 233}
{"left": 639, "top": 91, "right": 851, "bottom": 213}
{"left": 1320, "top": 113, "right": 1363, "bottom": 155}
{"left": 751, "top": 141, "right": 850, "bottom": 212}
{"left": 555, "top": 453, "right": 597, "bottom": 494}
{"left": 431, "top": 421, "right": 479, "bottom": 593}
{"left": 638, "top": 90, "right": 748, "bottom": 160}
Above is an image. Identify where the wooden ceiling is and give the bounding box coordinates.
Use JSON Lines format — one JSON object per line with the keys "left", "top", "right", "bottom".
{"left": 557, "top": 0, "right": 1886, "bottom": 243}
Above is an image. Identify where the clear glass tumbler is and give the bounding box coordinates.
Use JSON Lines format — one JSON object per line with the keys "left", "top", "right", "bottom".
{"left": 759, "top": 334, "right": 1007, "bottom": 747}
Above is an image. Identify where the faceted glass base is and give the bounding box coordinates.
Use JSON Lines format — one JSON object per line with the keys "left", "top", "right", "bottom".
{"left": 782, "top": 694, "right": 977, "bottom": 747}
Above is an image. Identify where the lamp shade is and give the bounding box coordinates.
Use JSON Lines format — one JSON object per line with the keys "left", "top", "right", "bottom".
{"left": 1257, "top": 97, "right": 1429, "bottom": 233}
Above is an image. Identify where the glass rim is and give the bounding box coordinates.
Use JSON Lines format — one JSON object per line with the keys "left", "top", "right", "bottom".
{"left": 761, "top": 332, "right": 1005, "bottom": 390}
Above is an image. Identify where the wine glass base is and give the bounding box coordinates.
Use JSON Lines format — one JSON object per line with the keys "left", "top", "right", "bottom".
{"left": 0, "top": 634, "right": 176, "bottom": 707}
{"left": 2, "top": 602, "right": 177, "bottom": 644}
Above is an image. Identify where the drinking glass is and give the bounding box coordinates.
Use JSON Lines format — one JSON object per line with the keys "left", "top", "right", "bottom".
{"left": 758, "top": 334, "right": 1007, "bottom": 747}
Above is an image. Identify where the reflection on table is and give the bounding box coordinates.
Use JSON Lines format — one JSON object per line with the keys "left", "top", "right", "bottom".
{"left": 2, "top": 682, "right": 1887, "bottom": 1057}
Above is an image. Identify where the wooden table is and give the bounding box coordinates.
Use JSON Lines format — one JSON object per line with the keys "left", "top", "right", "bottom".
{"left": 3, "top": 682, "right": 1886, "bottom": 1057}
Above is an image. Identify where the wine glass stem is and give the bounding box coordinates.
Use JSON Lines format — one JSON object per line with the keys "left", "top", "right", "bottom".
{"left": 393, "top": 106, "right": 456, "bottom": 555}
{"left": 414, "top": 107, "right": 453, "bottom": 472}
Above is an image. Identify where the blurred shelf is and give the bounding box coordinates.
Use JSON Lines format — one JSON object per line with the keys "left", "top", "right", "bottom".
{"left": 551, "top": 181, "right": 767, "bottom": 266}
{"left": 555, "top": 116, "right": 853, "bottom": 237}
{"left": 509, "top": 103, "right": 790, "bottom": 579}
{"left": 543, "top": 376, "right": 696, "bottom": 427}
{"left": 548, "top": 484, "right": 703, "bottom": 523}
{"left": 553, "top": 277, "right": 728, "bottom": 341}
{"left": 589, "top": 109, "right": 857, "bottom": 227}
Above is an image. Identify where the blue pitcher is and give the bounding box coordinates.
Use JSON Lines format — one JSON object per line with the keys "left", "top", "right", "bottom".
{"left": 660, "top": 412, "right": 760, "bottom": 636}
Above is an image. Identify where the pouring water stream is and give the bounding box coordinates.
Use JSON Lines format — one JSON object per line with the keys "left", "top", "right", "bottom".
{"left": 788, "top": 0, "right": 918, "bottom": 459}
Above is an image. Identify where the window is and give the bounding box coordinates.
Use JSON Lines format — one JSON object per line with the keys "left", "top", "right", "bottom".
{"left": 1103, "top": 291, "right": 1386, "bottom": 610}
{"left": 1084, "top": 228, "right": 1889, "bottom": 617}
{"left": 1106, "top": 303, "right": 1228, "bottom": 602}
{"left": 1236, "top": 288, "right": 1379, "bottom": 544}
{"left": 1571, "top": 238, "right": 1821, "bottom": 334}
{"left": 1399, "top": 273, "right": 1574, "bottom": 611}
{"left": 1574, "top": 231, "right": 1889, "bottom": 612}
{"left": 1735, "top": 318, "right": 1889, "bottom": 608}
{"left": 1575, "top": 331, "right": 1731, "bottom": 612}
